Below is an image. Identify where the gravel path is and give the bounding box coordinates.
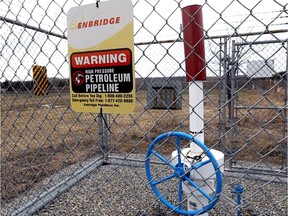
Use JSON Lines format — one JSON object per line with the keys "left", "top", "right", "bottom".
{"left": 1, "top": 155, "right": 287, "bottom": 216}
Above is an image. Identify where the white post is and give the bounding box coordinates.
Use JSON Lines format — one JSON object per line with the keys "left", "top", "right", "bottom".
{"left": 189, "top": 81, "right": 205, "bottom": 153}
{"left": 188, "top": 81, "right": 209, "bottom": 216}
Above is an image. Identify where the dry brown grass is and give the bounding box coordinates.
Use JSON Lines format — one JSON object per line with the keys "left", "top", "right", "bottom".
{"left": 1, "top": 88, "right": 286, "bottom": 202}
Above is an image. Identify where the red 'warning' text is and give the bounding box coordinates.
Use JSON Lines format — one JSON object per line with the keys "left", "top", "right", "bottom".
{"left": 71, "top": 49, "right": 131, "bottom": 68}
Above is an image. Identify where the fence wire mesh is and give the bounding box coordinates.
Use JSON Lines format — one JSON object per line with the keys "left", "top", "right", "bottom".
{"left": 1, "top": 0, "right": 287, "bottom": 215}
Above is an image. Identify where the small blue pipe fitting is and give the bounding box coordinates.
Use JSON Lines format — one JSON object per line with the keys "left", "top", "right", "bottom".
{"left": 231, "top": 184, "right": 244, "bottom": 216}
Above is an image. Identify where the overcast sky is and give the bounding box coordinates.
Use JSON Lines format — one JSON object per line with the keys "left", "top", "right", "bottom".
{"left": 0, "top": 0, "right": 287, "bottom": 81}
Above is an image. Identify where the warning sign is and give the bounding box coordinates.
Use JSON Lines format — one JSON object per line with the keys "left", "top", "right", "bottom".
{"left": 67, "top": 0, "right": 135, "bottom": 114}
{"left": 70, "top": 49, "right": 133, "bottom": 93}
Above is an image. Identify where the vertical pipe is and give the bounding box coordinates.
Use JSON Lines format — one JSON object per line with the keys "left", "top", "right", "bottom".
{"left": 182, "top": 5, "right": 206, "bottom": 82}
{"left": 221, "top": 37, "right": 228, "bottom": 154}
{"left": 182, "top": 5, "right": 206, "bottom": 153}
{"left": 218, "top": 37, "right": 222, "bottom": 150}
{"left": 230, "top": 40, "right": 237, "bottom": 166}
{"left": 284, "top": 39, "right": 288, "bottom": 173}
{"left": 182, "top": 5, "right": 213, "bottom": 216}
{"left": 189, "top": 81, "right": 204, "bottom": 151}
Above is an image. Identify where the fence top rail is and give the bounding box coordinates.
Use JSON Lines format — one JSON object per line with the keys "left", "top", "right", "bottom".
{"left": 235, "top": 39, "right": 287, "bottom": 46}
{"left": 1, "top": 15, "right": 287, "bottom": 45}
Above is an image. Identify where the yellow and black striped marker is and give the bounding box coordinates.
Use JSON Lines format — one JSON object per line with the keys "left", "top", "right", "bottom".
{"left": 32, "top": 65, "right": 48, "bottom": 96}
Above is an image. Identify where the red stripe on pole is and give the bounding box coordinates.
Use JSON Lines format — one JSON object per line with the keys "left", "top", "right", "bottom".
{"left": 182, "top": 5, "right": 206, "bottom": 81}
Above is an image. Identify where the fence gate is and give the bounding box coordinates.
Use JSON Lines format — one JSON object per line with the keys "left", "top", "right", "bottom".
{"left": 230, "top": 39, "right": 287, "bottom": 174}
{"left": 1, "top": 0, "right": 287, "bottom": 216}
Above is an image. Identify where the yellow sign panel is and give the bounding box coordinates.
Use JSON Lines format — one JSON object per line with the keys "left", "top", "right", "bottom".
{"left": 67, "top": 0, "right": 135, "bottom": 114}
{"left": 32, "top": 65, "right": 48, "bottom": 96}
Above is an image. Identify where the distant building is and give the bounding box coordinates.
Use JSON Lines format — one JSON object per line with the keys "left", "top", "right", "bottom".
{"left": 246, "top": 59, "right": 275, "bottom": 78}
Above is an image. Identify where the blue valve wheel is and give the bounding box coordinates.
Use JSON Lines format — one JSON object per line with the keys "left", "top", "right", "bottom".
{"left": 145, "top": 132, "right": 222, "bottom": 215}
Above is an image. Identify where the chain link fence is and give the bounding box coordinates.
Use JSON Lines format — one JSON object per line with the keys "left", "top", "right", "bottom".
{"left": 1, "top": 0, "right": 287, "bottom": 215}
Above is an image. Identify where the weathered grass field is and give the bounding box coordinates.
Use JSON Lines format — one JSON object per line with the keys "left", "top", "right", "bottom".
{"left": 1, "top": 88, "right": 286, "bottom": 202}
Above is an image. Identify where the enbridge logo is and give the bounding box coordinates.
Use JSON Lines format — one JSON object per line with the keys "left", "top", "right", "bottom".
{"left": 69, "top": 12, "right": 121, "bottom": 30}
{"left": 77, "top": 17, "right": 121, "bottom": 29}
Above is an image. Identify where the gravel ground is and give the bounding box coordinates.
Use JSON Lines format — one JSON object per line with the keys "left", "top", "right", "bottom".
{"left": 1, "top": 154, "right": 287, "bottom": 216}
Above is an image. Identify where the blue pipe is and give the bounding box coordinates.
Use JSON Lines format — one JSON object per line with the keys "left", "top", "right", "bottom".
{"left": 231, "top": 184, "right": 244, "bottom": 216}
